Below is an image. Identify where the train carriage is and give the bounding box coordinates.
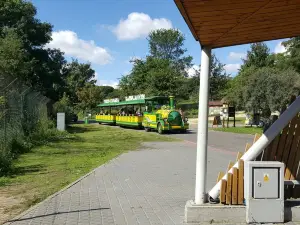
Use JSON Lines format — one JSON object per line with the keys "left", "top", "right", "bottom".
{"left": 96, "top": 95, "right": 189, "bottom": 134}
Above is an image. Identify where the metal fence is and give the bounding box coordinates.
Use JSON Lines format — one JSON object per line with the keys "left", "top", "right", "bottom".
{"left": 0, "top": 76, "right": 51, "bottom": 160}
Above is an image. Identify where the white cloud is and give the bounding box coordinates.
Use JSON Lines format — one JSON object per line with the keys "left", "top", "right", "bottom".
{"left": 97, "top": 80, "right": 119, "bottom": 89}
{"left": 186, "top": 65, "right": 200, "bottom": 77}
{"left": 274, "top": 41, "right": 287, "bottom": 54}
{"left": 46, "top": 30, "right": 113, "bottom": 65}
{"left": 224, "top": 64, "right": 241, "bottom": 74}
{"left": 228, "top": 52, "right": 246, "bottom": 61}
{"left": 112, "top": 12, "right": 173, "bottom": 40}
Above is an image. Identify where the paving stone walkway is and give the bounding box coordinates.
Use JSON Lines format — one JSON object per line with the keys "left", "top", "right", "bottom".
{"left": 6, "top": 135, "right": 298, "bottom": 225}
{"left": 5, "top": 140, "right": 239, "bottom": 225}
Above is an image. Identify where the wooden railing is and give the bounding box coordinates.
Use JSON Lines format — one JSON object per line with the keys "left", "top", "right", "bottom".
{"left": 218, "top": 111, "right": 300, "bottom": 204}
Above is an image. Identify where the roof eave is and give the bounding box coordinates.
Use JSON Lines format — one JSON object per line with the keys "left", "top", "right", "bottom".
{"left": 174, "top": 0, "right": 201, "bottom": 45}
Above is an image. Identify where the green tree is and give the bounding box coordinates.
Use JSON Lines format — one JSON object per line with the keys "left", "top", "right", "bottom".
{"left": 53, "top": 92, "right": 73, "bottom": 123}
{"left": 76, "top": 85, "right": 114, "bottom": 110}
{"left": 281, "top": 37, "right": 300, "bottom": 73}
{"left": 183, "top": 54, "right": 229, "bottom": 102}
{"left": 242, "top": 67, "right": 300, "bottom": 117}
{"left": 63, "top": 59, "right": 96, "bottom": 102}
{"left": 209, "top": 55, "right": 230, "bottom": 100}
{"left": 0, "top": 29, "right": 32, "bottom": 80}
{"left": 119, "top": 57, "right": 184, "bottom": 97}
{"left": 241, "top": 42, "right": 273, "bottom": 71}
{"left": 119, "top": 29, "right": 193, "bottom": 98}
{"left": 0, "top": 0, "right": 67, "bottom": 101}
{"left": 0, "top": 0, "right": 52, "bottom": 48}
{"left": 148, "top": 29, "right": 193, "bottom": 77}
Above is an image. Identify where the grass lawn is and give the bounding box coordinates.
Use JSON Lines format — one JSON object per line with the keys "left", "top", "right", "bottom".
{"left": 0, "top": 124, "right": 176, "bottom": 224}
{"left": 209, "top": 126, "right": 263, "bottom": 135}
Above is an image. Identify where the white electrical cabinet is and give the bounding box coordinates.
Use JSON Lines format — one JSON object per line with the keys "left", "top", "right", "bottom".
{"left": 57, "top": 112, "right": 65, "bottom": 131}
{"left": 244, "top": 161, "right": 284, "bottom": 223}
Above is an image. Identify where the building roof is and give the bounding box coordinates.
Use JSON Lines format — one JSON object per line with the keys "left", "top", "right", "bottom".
{"left": 209, "top": 100, "right": 223, "bottom": 107}
{"left": 97, "top": 99, "right": 146, "bottom": 107}
{"left": 174, "top": 0, "right": 300, "bottom": 48}
{"left": 97, "top": 96, "right": 170, "bottom": 107}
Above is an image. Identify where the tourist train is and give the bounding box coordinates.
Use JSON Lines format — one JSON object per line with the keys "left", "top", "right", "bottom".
{"left": 96, "top": 95, "right": 189, "bottom": 134}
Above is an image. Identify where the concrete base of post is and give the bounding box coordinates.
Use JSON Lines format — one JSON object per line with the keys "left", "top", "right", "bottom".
{"left": 184, "top": 200, "right": 245, "bottom": 224}
{"left": 184, "top": 200, "right": 300, "bottom": 224}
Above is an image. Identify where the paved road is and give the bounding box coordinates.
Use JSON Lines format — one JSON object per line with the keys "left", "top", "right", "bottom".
{"left": 5, "top": 126, "right": 254, "bottom": 225}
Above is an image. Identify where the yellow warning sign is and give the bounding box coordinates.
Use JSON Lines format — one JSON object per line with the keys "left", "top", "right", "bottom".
{"left": 264, "top": 174, "right": 269, "bottom": 182}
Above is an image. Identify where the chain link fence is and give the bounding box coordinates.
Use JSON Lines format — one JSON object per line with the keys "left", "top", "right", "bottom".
{"left": 0, "top": 76, "right": 51, "bottom": 173}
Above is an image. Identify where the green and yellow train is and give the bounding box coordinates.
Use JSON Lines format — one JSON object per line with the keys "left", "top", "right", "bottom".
{"left": 95, "top": 96, "right": 189, "bottom": 134}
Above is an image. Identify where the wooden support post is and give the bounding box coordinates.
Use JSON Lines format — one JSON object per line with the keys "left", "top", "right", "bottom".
{"left": 233, "top": 115, "right": 236, "bottom": 127}
{"left": 238, "top": 160, "right": 244, "bottom": 205}
{"left": 220, "top": 179, "right": 227, "bottom": 204}
{"left": 236, "top": 152, "right": 243, "bottom": 162}
{"left": 253, "top": 133, "right": 261, "bottom": 144}
{"left": 217, "top": 171, "right": 224, "bottom": 182}
{"left": 232, "top": 168, "right": 238, "bottom": 205}
{"left": 245, "top": 143, "right": 251, "bottom": 152}
{"left": 227, "top": 161, "right": 234, "bottom": 172}
{"left": 226, "top": 173, "right": 233, "bottom": 205}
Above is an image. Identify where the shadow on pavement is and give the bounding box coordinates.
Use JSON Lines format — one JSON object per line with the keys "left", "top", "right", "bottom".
{"left": 7, "top": 208, "right": 110, "bottom": 222}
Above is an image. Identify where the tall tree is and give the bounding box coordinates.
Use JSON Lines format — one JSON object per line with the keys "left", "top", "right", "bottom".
{"left": 63, "top": 59, "right": 96, "bottom": 102}
{"left": 0, "top": 29, "right": 32, "bottom": 82}
{"left": 241, "top": 42, "right": 273, "bottom": 71}
{"left": 0, "top": 0, "right": 67, "bottom": 100}
{"left": 184, "top": 54, "right": 229, "bottom": 101}
{"left": 209, "top": 55, "right": 230, "bottom": 100}
{"left": 148, "top": 29, "right": 193, "bottom": 77}
{"left": 76, "top": 85, "right": 114, "bottom": 110}
{"left": 282, "top": 37, "right": 300, "bottom": 73}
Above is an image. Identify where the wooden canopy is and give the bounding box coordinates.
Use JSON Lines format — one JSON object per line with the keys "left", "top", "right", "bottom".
{"left": 174, "top": 0, "right": 300, "bottom": 48}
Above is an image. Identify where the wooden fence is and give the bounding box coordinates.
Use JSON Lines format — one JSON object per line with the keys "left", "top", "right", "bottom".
{"left": 219, "top": 134, "right": 260, "bottom": 205}
{"left": 218, "top": 110, "right": 300, "bottom": 205}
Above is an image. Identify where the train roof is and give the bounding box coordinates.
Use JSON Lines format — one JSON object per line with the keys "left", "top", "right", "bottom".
{"left": 97, "top": 96, "right": 169, "bottom": 107}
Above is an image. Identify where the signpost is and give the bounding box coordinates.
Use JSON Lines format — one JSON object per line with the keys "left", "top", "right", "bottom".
{"left": 228, "top": 106, "right": 236, "bottom": 127}
{"left": 221, "top": 104, "right": 236, "bottom": 128}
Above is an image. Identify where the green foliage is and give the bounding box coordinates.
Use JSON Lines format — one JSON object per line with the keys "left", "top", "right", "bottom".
{"left": 210, "top": 127, "right": 263, "bottom": 135}
{"left": 119, "top": 56, "right": 184, "bottom": 97}
{"left": 0, "top": 124, "right": 175, "bottom": 222}
{"left": 148, "top": 29, "right": 192, "bottom": 76}
{"left": 76, "top": 85, "right": 114, "bottom": 110}
{"left": 282, "top": 37, "right": 300, "bottom": 73}
{"left": 53, "top": 93, "right": 73, "bottom": 123}
{"left": 241, "top": 42, "right": 274, "bottom": 71}
{"left": 64, "top": 59, "right": 96, "bottom": 102}
{"left": 225, "top": 39, "right": 300, "bottom": 117}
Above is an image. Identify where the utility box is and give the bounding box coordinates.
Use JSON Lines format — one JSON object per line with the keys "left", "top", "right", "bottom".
{"left": 244, "top": 161, "right": 284, "bottom": 223}
{"left": 57, "top": 112, "right": 65, "bottom": 131}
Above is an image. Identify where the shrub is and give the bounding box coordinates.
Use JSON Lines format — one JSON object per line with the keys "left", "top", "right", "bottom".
{"left": 53, "top": 93, "right": 74, "bottom": 124}
{"left": 0, "top": 150, "right": 13, "bottom": 176}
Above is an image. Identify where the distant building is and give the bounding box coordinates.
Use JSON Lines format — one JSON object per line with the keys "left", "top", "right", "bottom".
{"left": 208, "top": 100, "right": 223, "bottom": 116}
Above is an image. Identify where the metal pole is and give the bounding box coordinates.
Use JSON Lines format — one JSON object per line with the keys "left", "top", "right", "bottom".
{"left": 195, "top": 46, "right": 211, "bottom": 204}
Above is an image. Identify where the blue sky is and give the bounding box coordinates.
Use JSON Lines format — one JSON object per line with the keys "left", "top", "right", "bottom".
{"left": 31, "top": 0, "right": 287, "bottom": 88}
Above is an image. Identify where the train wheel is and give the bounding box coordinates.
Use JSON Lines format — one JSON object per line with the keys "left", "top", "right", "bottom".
{"left": 158, "top": 123, "right": 164, "bottom": 134}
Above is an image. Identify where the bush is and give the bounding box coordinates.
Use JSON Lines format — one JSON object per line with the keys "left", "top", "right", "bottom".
{"left": 0, "top": 151, "right": 13, "bottom": 176}
{"left": 53, "top": 93, "right": 74, "bottom": 124}
{"left": 0, "top": 116, "right": 70, "bottom": 175}
{"left": 185, "top": 109, "right": 198, "bottom": 118}
{"left": 29, "top": 117, "right": 69, "bottom": 145}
